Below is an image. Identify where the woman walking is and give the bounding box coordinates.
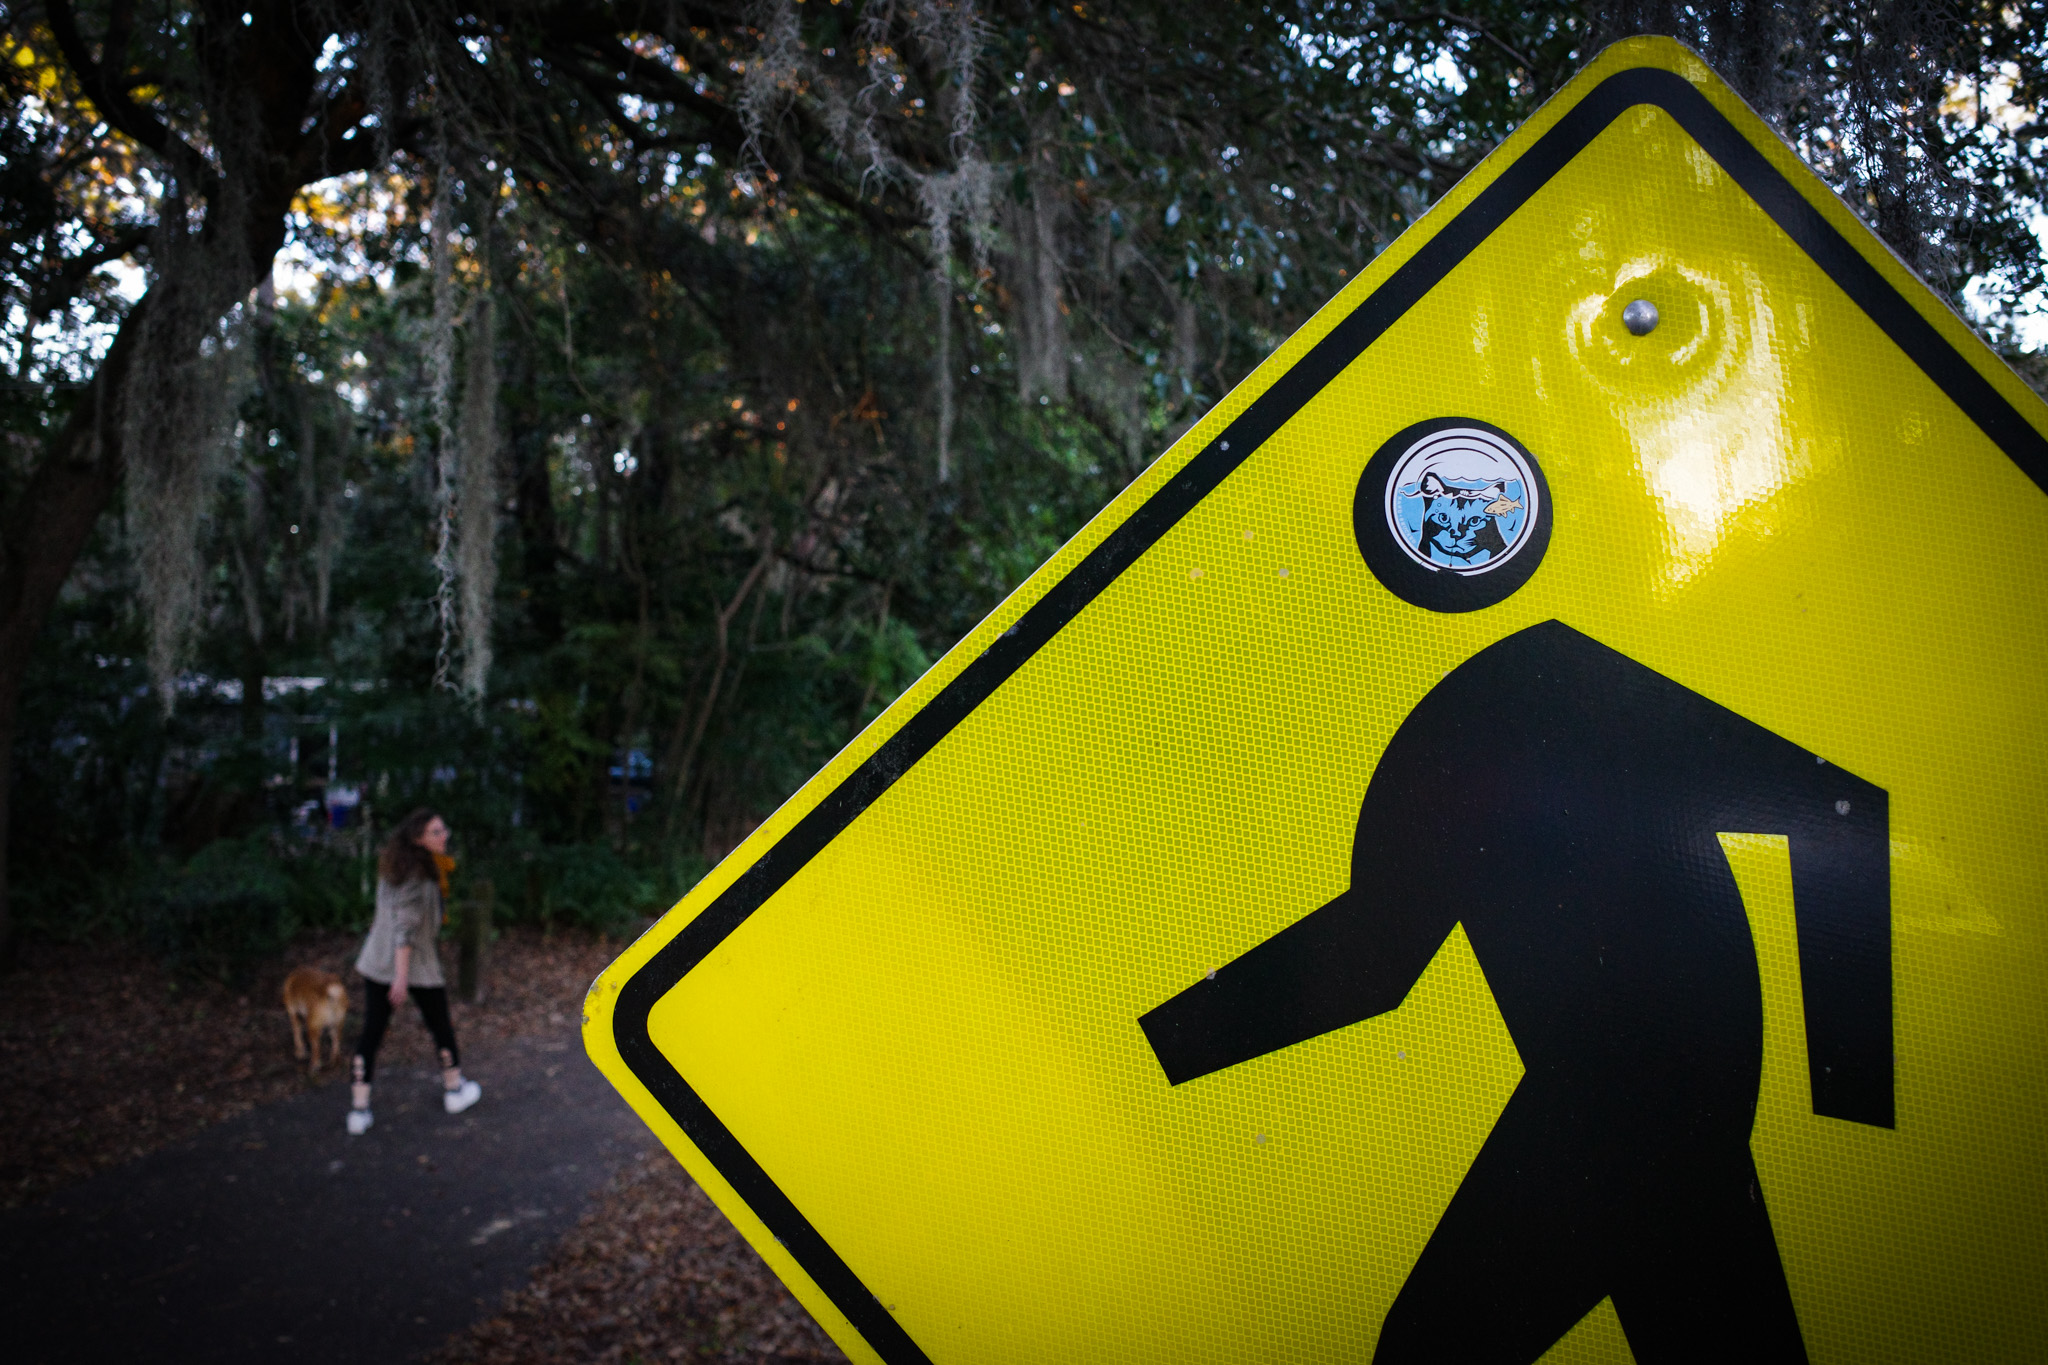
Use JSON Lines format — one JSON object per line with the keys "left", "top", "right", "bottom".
{"left": 348, "top": 808, "right": 482, "bottom": 1134}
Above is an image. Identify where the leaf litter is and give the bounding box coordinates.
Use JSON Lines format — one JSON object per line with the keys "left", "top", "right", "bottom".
{"left": 432, "top": 1146, "right": 846, "bottom": 1364}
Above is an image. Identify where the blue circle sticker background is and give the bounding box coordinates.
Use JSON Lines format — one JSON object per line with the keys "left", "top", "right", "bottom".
{"left": 1355, "top": 417, "right": 1553, "bottom": 613}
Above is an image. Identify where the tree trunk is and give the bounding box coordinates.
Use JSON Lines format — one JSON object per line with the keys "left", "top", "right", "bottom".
{"left": 241, "top": 639, "right": 268, "bottom": 741}
{"left": 2, "top": 0, "right": 389, "bottom": 964}
{"left": 0, "top": 668, "right": 18, "bottom": 969}
{"left": 0, "top": 311, "right": 146, "bottom": 962}
{"left": 0, "top": 199, "right": 287, "bottom": 960}
{"left": 509, "top": 405, "right": 563, "bottom": 644}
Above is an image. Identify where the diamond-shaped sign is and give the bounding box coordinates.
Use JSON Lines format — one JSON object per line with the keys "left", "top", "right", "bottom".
{"left": 586, "top": 36, "right": 2048, "bottom": 1364}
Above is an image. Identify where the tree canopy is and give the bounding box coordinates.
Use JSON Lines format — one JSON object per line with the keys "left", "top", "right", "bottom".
{"left": 3, "top": 0, "right": 2043, "bottom": 955}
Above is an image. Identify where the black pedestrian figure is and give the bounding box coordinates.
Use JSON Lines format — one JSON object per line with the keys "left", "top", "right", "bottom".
{"left": 1141, "top": 621, "right": 1892, "bottom": 1363}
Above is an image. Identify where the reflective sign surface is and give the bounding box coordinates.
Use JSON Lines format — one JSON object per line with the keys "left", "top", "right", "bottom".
{"left": 586, "top": 37, "right": 2048, "bottom": 1364}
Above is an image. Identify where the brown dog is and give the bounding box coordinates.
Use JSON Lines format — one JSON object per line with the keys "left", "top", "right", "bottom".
{"left": 283, "top": 968, "right": 348, "bottom": 1075}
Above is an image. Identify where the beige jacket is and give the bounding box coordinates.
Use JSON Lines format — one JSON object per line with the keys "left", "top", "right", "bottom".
{"left": 355, "top": 876, "right": 447, "bottom": 987}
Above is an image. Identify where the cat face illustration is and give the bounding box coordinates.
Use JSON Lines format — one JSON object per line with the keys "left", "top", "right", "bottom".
{"left": 1416, "top": 473, "right": 1513, "bottom": 565}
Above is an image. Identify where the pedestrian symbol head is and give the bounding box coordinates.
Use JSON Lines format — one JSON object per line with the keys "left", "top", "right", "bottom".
{"left": 1355, "top": 418, "right": 1553, "bottom": 613}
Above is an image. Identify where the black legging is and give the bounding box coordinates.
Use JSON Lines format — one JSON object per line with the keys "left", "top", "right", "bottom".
{"left": 351, "top": 979, "right": 460, "bottom": 1084}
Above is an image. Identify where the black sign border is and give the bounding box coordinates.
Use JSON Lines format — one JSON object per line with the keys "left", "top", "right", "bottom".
{"left": 612, "top": 64, "right": 2048, "bottom": 1365}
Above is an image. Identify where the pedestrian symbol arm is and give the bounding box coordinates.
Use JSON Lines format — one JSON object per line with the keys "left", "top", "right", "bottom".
{"left": 1780, "top": 771, "right": 1893, "bottom": 1129}
{"left": 1139, "top": 888, "right": 1454, "bottom": 1086}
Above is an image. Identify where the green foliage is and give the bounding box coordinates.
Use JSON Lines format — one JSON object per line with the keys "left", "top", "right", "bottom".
{"left": 142, "top": 836, "right": 298, "bottom": 988}
{"left": 518, "top": 843, "right": 667, "bottom": 940}
{"left": 274, "top": 843, "right": 379, "bottom": 934}
{"left": 7, "top": 1, "right": 2046, "bottom": 953}
{"left": 135, "top": 836, "right": 369, "bottom": 986}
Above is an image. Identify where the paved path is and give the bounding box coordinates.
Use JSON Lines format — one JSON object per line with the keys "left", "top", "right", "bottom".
{"left": 3, "top": 1026, "right": 651, "bottom": 1364}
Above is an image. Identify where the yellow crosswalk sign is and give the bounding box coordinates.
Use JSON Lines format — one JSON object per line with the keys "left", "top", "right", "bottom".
{"left": 586, "top": 36, "right": 2048, "bottom": 1364}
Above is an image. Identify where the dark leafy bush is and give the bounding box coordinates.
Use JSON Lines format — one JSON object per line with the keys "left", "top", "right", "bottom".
{"left": 516, "top": 843, "right": 663, "bottom": 939}
{"left": 142, "top": 837, "right": 298, "bottom": 987}
{"left": 273, "top": 841, "right": 377, "bottom": 933}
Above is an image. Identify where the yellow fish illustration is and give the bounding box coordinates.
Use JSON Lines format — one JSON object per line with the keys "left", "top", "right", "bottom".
{"left": 1484, "top": 494, "right": 1524, "bottom": 516}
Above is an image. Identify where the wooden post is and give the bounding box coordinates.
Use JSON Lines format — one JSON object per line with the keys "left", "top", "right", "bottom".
{"left": 458, "top": 877, "right": 494, "bottom": 1003}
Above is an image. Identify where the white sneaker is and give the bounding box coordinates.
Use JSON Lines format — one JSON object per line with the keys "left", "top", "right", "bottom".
{"left": 346, "top": 1108, "right": 374, "bottom": 1136}
{"left": 443, "top": 1079, "right": 482, "bottom": 1114}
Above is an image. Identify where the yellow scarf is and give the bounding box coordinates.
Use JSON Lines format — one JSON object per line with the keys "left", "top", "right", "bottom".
{"left": 433, "top": 852, "right": 457, "bottom": 899}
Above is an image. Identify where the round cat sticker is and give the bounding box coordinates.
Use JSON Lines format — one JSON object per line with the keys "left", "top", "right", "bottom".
{"left": 1355, "top": 417, "right": 1552, "bottom": 612}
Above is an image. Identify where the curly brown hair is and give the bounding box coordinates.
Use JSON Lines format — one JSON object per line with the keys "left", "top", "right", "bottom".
{"left": 377, "top": 808, "right": 444, "bottom": 886}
